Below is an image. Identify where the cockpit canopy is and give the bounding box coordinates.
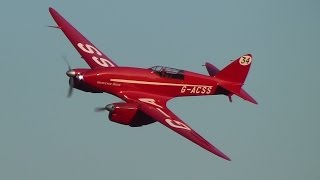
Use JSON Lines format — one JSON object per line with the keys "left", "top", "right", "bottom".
{"left": 150, "top": 66, "right": 184, "bottom": 80}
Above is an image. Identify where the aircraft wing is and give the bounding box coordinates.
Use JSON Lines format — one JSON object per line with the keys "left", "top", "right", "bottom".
{"left": 49, "top": 7, "right": 117, "bottom": 68}
{"left": 119, "top": 91, "right": 231, "bottom": 160}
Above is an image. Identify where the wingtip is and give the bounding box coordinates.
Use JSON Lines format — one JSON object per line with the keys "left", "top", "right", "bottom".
{"left": 209, "top": 146, "right": 231, "bottom": 161}
{"left": 49, "top": 7, "right": 55, "bottom": 16}
{"left": 48, "top": 7, "right": 58, "bottom": 16}
{"left": 216, "top": 152, "right": 231, "bottom": 161}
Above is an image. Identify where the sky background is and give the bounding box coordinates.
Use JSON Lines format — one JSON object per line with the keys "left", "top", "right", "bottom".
{"left": 0, "top": 0, "right": 319, "bottom": 179}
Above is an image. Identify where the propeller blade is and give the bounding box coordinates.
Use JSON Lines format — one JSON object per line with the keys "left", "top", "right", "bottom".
{"left": 95, "top": 107, "right": 106, "bottom": 112}
{"left": 67, "top": 77, "right": 74, "bottom": 98}
{"left": 62, "top": 55, "right": 75, "bottom": 98}
{"left": 62, "top": 55, "right": 71, "bottom": 70}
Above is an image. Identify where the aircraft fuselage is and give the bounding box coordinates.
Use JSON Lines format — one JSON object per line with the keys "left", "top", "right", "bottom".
{"left": 80, "top": 67, "right": 224, "bottom": 99}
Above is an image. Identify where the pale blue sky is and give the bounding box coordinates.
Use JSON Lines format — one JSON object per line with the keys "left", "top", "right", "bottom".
{"left": 0, "top": 0, "right": 319, "bottom": 179}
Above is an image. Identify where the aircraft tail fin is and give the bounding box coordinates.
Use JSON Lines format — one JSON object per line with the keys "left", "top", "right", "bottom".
{"left": 214, "top": 54, "right": 257, "bottom": 104}
{"left": 214, "top": 54, "right": 252, "bottom": 84}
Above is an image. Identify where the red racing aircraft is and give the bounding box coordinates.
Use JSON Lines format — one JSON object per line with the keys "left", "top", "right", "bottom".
{"left": 49, "top": 7, "right": 257, "bottom": 161}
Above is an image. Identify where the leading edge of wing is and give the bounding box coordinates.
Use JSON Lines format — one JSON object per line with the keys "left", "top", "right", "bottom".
{"left": 138, "top": 103, "right": 231, "bottom": 161}
{"left": 48, "top": 7, "right": 118, "bottom": 68}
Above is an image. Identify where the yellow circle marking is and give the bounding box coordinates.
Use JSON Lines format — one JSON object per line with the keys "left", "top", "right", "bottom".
{"left": 239, "top": 55, "right": 252, "bottom": 66}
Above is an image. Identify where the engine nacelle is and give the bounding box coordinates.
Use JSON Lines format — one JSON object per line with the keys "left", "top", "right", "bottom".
{"left": 107, "top": 102, "right": 155, "bottom": 127}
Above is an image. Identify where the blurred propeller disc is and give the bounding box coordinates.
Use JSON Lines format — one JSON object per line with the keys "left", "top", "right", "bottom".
{"left": 62, "top": 55, "right": 74, "bottom": 98}
{"left": 95, "top": 107, "right": 107, "bottom": 112}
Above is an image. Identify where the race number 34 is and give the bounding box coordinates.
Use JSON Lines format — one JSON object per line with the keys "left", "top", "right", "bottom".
{"left": 239, "top": 55, "right": 252, "bottom": 66}
{"left": 77, "top": 43, "right": 115, "bottom": 67}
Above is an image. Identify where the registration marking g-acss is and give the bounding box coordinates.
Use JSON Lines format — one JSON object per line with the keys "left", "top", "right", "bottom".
{"left": 180, "top": 86, "right": 212, "bottom": 94}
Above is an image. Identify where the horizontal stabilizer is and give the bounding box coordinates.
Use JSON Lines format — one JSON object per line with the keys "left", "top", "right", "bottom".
{"left": 218, "top": 83, "right": 258, "bottom": 104}
{"left": 205, "top": 62, "right": 220, "bottom": 76}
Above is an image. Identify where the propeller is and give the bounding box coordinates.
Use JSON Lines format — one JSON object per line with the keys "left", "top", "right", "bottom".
{"left": 62, "top": 56, "right": 75, "bottom": 98}
{"left": 67, "top": 77, "right": 74, "bottom": 98}
{"left": 95, "top": 104, "right": 115, "bottom": 112}
{"left": 95, "top": 107, "right": 107, "bottom": 112}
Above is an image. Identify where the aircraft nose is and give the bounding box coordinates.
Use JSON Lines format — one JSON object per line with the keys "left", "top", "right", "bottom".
{"left": 66, "top": 70, "right": 76, "bottom": 77}
{"left": 105, "top": 104, "right": 115, "bottom": 112}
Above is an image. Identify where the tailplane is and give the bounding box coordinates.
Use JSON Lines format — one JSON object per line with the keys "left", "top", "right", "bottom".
{"left": 213, "top": 54, "right": 257, "bottom": 104}
{"left": 204, "top": 62, "right": 220, "bottom": 76}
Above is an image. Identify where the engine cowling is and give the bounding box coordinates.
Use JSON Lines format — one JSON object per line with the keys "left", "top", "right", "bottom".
{"left": 107, "top": 102, "right": 155, "bottom": 127}
{"left": 71, "top": 78, "right": 103, "bottom": 93}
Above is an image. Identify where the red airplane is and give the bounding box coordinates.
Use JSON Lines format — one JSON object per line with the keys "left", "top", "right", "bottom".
{"left": 49, "top": 7, "right": 257, "bottom": 161}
